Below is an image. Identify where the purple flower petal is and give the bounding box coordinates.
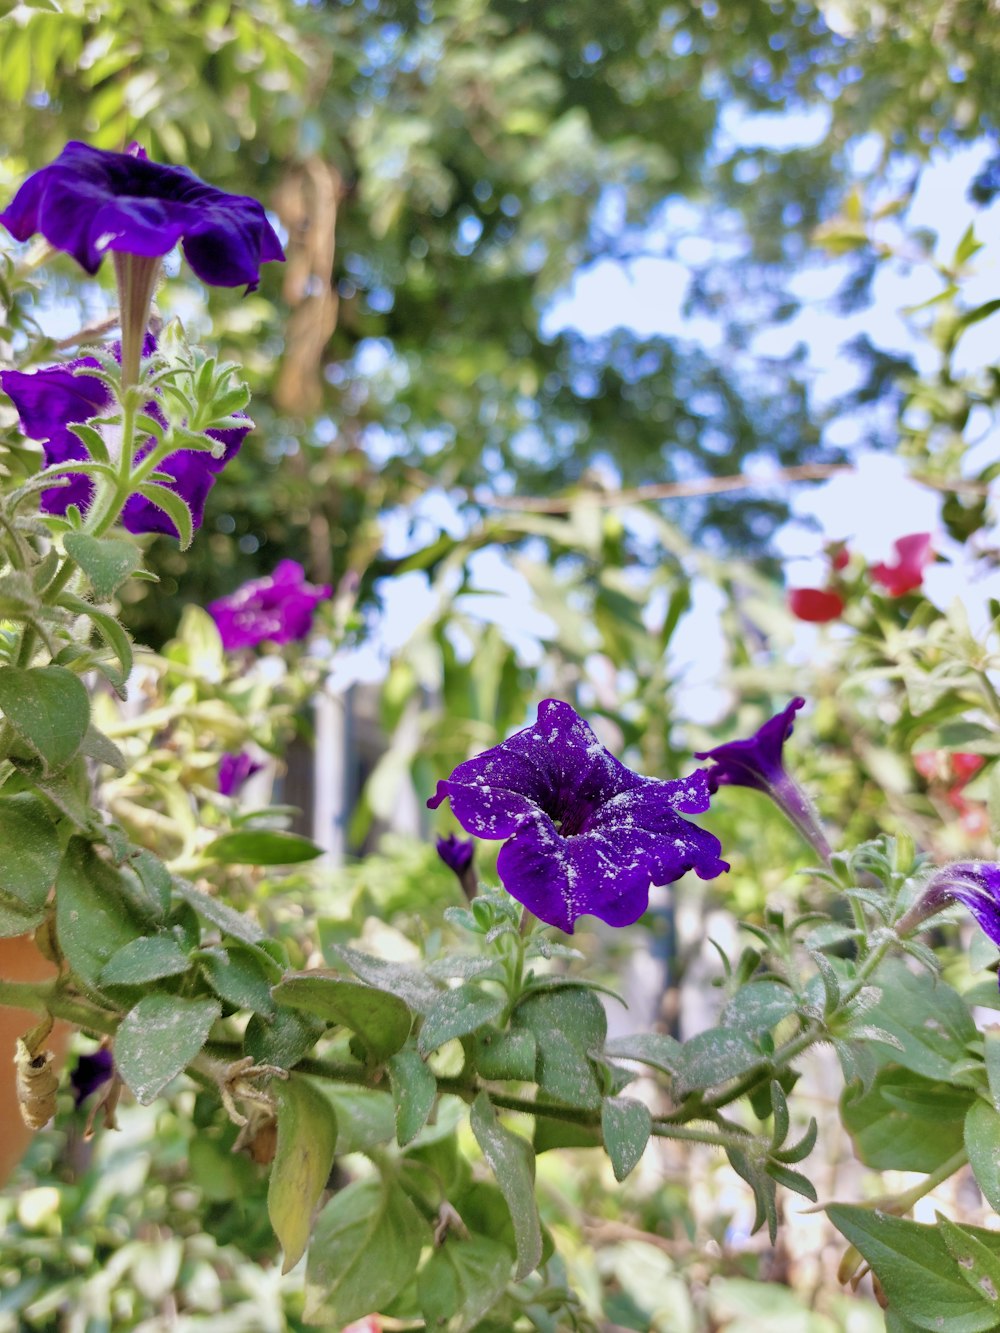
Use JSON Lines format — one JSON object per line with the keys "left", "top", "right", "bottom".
{"left": 70, "top": 1047, "right": 114, "bottom": 1106}
{"left": 0, "top": 336, "right": 250, "bottom": 538}
{"left": 218, "top": 751, "right": 264, "bottom": 797}
{"left": 428, "top": 699, "right": 728, "bottom": 932}
{"left": 1, "top": 141, "right": 284, "bottom": 290}
{"left": 436, "top": 833, "right": 475, "bottom": 876}
{"left": 208, "top": 560, "right": 332, "bottom": 651}
{"left": 921, "top": 861, "right": 1000, "bottom": 949}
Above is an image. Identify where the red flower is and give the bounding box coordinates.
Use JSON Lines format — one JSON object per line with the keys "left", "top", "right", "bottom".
{"left": 826, "top": 541, "right": 850, "bottom": 572}
{"left": 951, "top": 752, "right": 985, "bottom": 783}
{"left": 788, "top": 587, "right": 845, "bottom": 623}
{"left": 870, "top": 533, "right": 933, "bottom": 597}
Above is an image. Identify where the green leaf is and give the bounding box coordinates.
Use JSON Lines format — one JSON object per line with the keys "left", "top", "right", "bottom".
{"left": 171, "top": 877, "right": 265, "bottom": 943}
{"left": 513, "top": 988, "right": 607, "bottom": 1111}
{"left": 842, "top": 1067, "right": 972, "bottom": 1171}
{"left": 136, "top": 483, "right": 193, "bottom": 549}
{"left": 388, "top": 1047, "right": 437, "bottom": 1146}
{"left": 269, "top": 1075, "right": 338, "bottom": 1274}
{"left": 417, "top": 1234, "right": 512, "bottom": 1333}
{"left": 938, "top": 1214, "right": 1000, "bottom": 1313}
{"left": 985, "top": 1031, "right": 1000, "bottom": 1112}
{"left": 203, "top": 829, "right": 325, "bottom": 866}
{"left": 80, "top": 724, "right": 126, "bottom": 771}
{"left": 726, "top": 1143, "right": 777, "bottom": 1243}
{"left": 321, "top": 1087, "right": 396, "bottom": 1154}
{"left": 474, "top": 1026, "right": 537, "bottom": 1081}
{"left": 601, "top": 1096, "right": 651, "bottom": 1181}
{"left": 63, "top": 533, "right": 141, "bottom": 599}
{"left": 333, "top": 945, "right": 444, "bottom": 1014}
{"left": 672, "top": 1028, "right": 764, "bottom": 1096}
{"left": 58, "top": 593, "right": 134, "bottom": 680}
{"left": 966, "top": 1099, "right": 1000, "bottom": 1214}
{"left": 470, "top": 1092, "right": 542, "bottom": 1280}
{"left": 245, "top": 1008, "right": 324, "bottom": 1069}
{"left": 304, "top": 1178, "right": 427, "bottom": 1325}
{"left": 603, "top": 1032, "right": 681, "bottom": 1076}
{"left": 115, "top": 994, "right": 221, "bottom": 1104}
{"left": 419, "top": 983, "right": 505, "bottom": 1055}
{"left": 863, "top": 959, "right": 977, "bottom": 1080}
{"left": 99, "top": 935, "right": 192, "bottom": 987}
{"left": 0, "top": 666, "right": 90, "bottom": 773}
{"left": 55, "top": 838, "right": 149, "bottom": 987}
{"left": 199, "top": 945, "right": 276, "bottom": 1017}
{"left": 827, "top": 1204, "right": 1000, "bottom": 1332}
{"left": 721, "top": 981, "right": 798, "bottom": 1035}
{"left": 273, "top": 972, "right": 412, "bottom": 1060}
{"left": 0, "top": 794, "right": 61, "bottom": 937}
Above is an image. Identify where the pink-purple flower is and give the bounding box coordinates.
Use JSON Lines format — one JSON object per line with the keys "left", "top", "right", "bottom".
{"left": 0, "top": 141, "right": 284, "bottom": 291}
{"left": 208, "top": 560, "right": 332, "bottom": 652}
{"left": 0, "top": 337, "right": 249, "bottom": 538}
{"left": 905, "top": 862, "right": 1000, "bottom": 958}
{"left": 694, "top": 698, "right": 831, "bottom": 860}
{"left": 427, "top": 699, "right": 728, "bottom": 933}
{"left": 218, "top": 751, "right": 264, "bottom": 797}
{"left": 70, "top": 1047, "right": 115, "bottom": 1107}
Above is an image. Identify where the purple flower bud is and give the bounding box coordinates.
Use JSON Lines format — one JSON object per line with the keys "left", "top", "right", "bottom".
{"left": 218, "top": 751, "right": 264, "bottom": 797}
{"left": 70, "top": 1047, "right": 114, "bottom": 1107}
{"left": 694, "top": 698, "right": 832, "bottom": 861}
{"left": 436, "top": 833, "right": 475, "bottom": 876}
{"left": 1, "top": 141, "right": 284, "bottom": 291}
{"left": 208, "top": 560, "right": 332, "bottom": 652}
{"left": 427, "top": 699, "right": 728, "bottom": 933}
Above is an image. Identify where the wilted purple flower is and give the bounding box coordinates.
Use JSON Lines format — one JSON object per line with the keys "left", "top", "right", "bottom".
{"left": 0, "top": 141, "right": 284, "bottom": 291}
{"left": 0, "top": 337, "right": 250, "bottom": 538}
{"left": 70, "top": 1047, "right": 114, "bottom": 1107}
{"left": 694, "top": 697, "right": 831, "bottom": 860}
{"left": 208, "top": 560, "right": 332, "bottom": 652}
{"left": 218, "top": 751, "right": 264, "bottom": 797}
{"left": 427, "top": 699, "right": 728, "bottom": 933}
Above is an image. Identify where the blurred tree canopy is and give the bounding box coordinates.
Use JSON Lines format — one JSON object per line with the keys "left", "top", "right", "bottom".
{"left": 0, "top": 0, "right": 997, "bottom": 646}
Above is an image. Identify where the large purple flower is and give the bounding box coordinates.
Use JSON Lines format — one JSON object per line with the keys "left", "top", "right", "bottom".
{"left": 427, "top": 699, "right": 729, "bottom": 933}
{"left": 0, "top": 141, "right": 284, "bottom": 290}
{"left": 0, "top": 338, "right": 249, "bottom": 538}
{"left": 694, "top": 698, "right": 832, "bottom": 860}
{"left": 208, "top": 560, "right": 332, "bottom": 652}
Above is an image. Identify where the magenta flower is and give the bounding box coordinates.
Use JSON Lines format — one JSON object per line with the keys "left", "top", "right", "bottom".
{"left": 694, "top": 698, "right": 832, "bottom": 860}
{"left": 0, "top": 141, "right": 284, "bottom": 290}
{"left": 870, "top": 533, "right": 933, "bottom": 597}
{"left": 70, "top": 1047, "right": 115, "bottom": 1107}
{"left": 0, "top": 338, "right": 250, "bottom": 538}
{"left": 208, "top": 560, "right": 332, "bottom": 652}
{"left": 218, "top": 751, "right": 264, "bottom": 797}
{"left": 427, "top": 699, "right": 728, "bottom": 933}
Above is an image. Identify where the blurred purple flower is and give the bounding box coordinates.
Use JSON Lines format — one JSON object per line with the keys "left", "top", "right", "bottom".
{"left": 0, "top": 141, "right": 284, "bottom": 290}
{"left": 427, "top": 699, "right": 728, "bottom": 933}
{"left": 208, "top": 560, "right": 332, "bottom": 652}
{"left": 902, "top": 862, "right": 1000, "bottom": 958}
{"left": 694, "top": 697, "right": 831, "bottom": 860}
{"left": 218, "top": 751, "right": 264, "bottom": 797}
{"left": 0, "top": 337, "right": 250, "bottom": 538}
{"left": 70, "top": 1047, "right": 114, "bottom": 1107}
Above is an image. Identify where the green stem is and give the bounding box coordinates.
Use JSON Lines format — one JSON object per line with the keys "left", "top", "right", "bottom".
{"left": 975, "top": 668, "right": 1000, "bottom": 728}
{"left": 0, "top": 976, "right": 118, "bottom": 1036}
{"left": 651, "top": 1120, "right": 754, "bottom": 1150}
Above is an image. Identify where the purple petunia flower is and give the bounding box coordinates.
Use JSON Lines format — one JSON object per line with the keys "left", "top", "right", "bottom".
{"left": 208, "top": 560, "right": 332, "bottom": 652}
{"left": 0, "top": 141, "right": 284, "bottom": 291}
{"left": 218, "top": 751, "right": 264, "bottom": 797}
{"left": 899, "top": 862, "right": 1000, "bottom": 955}
{"left": 427, "top": 699, "right": 729, "bottom": 933}
{"left": 0, "top": 337, "right": 250, "bottom": 538}
{"left": 694, "top": 698, "right": 832, "bottom": 860}
{"left": 70, "top": 1047, "right": 115, "bottom": 1107}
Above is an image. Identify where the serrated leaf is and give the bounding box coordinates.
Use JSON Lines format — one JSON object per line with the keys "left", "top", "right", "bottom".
{"left": 0, "top": 666, "right": 89, "bottom": 773}
{"left": 419, "top": 983, "right": 505, "bottom": 1055}
{"left": 388, "top": 1046, "right": 437, "bottom": 1145}
{"left": 601, "top": 1096, "right": 651, "bottom": 1181}
{"left": 304, "top": 1178, "right": 427, "bottom": 1325}
{"left": 116, "top": 994, "right": 221, "bottom": 1104}
{"left": 273, "top": 972, "right": 412, "bottom": 1060}
{"left": 470, "top": 1092, "right": 542, "bottom": 1280}
{"left": 269, "top": 1075, "right": 338, "bottom": 1274}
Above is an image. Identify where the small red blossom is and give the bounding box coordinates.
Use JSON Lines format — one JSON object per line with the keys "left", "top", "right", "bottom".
{"left": 788, "top": 587, "right": 845, "bottom": 623}
{"left": 870, "top": 533, "right": 933, "bottom": 597}
{"left": 951, "top": 752, "right": 985, "bottom": 783}
{"left": 826, "top": 541, "right": 850, "bottom": 572}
